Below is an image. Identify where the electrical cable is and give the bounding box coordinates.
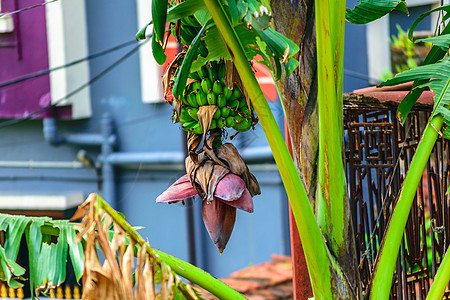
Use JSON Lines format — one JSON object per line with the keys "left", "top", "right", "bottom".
{"left": 0, "top": 0, "right": 58, "bottom": 18}
{"left": 0, "top": 38, "right": 142, "bottom": 89}
{"left": 344, "top": 68, "right": 381, "bottom": 84}
{"left": 0, "top": 38, "right": 150, "bottom": 130}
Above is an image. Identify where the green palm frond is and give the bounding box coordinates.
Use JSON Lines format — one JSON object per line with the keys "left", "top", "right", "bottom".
{"left": 346, "top": 0, "right": 408, "bottom": 24}
{"left": 380, "top": 59, "right": 450, "bottom": 137}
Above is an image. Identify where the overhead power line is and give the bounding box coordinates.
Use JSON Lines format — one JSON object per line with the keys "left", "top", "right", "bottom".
{"left": 0, "top": 0, "right": 58, "bottom": 18}
{"left": 0, "top": 38, "right": 150, "bottom": 130}
{"left": 0, "top": 37, "right": 142, "bottom": 89}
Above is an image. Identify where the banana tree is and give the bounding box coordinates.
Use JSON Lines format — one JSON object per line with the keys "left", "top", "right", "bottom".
{"left": 142, "top": 0, "right": 450, "bottom": 298}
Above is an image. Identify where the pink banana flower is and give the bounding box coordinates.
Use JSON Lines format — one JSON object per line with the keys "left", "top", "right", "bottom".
{"left": 156, "top": 173, "right": 254, "bottom": 253}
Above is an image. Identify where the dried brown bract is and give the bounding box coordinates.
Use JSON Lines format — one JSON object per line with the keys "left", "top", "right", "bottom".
{"left": 72, "top": 194, "right": 204, "bottom": 300}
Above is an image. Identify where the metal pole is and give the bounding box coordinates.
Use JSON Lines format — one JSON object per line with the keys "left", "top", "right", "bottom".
{"left": 182, "top": 131, "right": 197, "bottom": 266}
{"left": 101, "top": 113, "right": 117, "bottom": 209}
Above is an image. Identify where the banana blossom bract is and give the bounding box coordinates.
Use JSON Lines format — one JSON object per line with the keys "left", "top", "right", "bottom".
{"left": 156, "top": 173, "right": 254, "bottom": 253}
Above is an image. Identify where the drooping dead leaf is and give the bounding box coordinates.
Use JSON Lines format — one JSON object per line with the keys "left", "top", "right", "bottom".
{"left": 162, "top": 26, "right": 171, "bottom": 51}
{"left": 135, "top": 246, "right": 147, "bottom": 300}
{"left": 215, "top": 143, "right": 247, "bottom": 176}
{"left": 143, "top": 257, "right": 155, "bottom": 299}
{"left": 162, "top": 52, "right": 185, "bottom": 103}
{"left": 197, "top": 105, "right": 218, "bottom": 142}
{"left": 122, "top": 242, "right": 135, "bottom": 300}
{"left": 187, "top": 132, "right": 203, "bottom": 164}
{"left": 247, "top": 172, "right": 261, "bottom": 196}
{"left": 73, "top": 194, "right": 204, "bottom": 300}
{"left": 172, "top": 98, "right": 183, "bottom": 124}
{"left": 224, "top": 60, "right": 235, "bottom": 90}
{"left": 186, "top": 78, "right": 198, "bottom": 88}
{"left": 215, "top": 143, "right": 261, "bottom": 196}
{"left": 203, "top": 131, "right": 228, "bottom": 169}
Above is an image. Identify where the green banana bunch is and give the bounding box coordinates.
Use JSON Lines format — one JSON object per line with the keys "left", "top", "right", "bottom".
{"left": 176, "top": 61, "right": 254, "bottom": 134}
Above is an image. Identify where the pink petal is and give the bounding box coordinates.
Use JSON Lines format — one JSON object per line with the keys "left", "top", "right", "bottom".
{"left": 214, "top": 173, "right": 246, "bottom": 201}
{"left": 202, "top": 199, "right": 236, "bottom": 254}
{"left": 217, "top": 188, "right": 254, "bottom": 213}
{"left": 156, "top": 174, "right": 197, "bottom": 203}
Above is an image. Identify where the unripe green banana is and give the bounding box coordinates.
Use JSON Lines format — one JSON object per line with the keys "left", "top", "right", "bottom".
{"left": 233, "top": 120, "right": 251, "bottom": 132}
{"left": 239, "top": 107, "right": 251, "bottom": 117}
{"left": 217, "top": 93, "right": 226, "bottom": 108}
{"left": 217, "top": 117, "right": 226, "bottom": 129}
{"left": 191, "top": 81, "right": 201, "bottom": 93}
{"left": 179, "top": 95, "right": 189, "bottom": 106}
{"left": 186, "top": 93, "right": 198, "bottom": 107}
{"left": 180, "top": 108, "right": 194, "bottom": 123}
{"left": 191, "top": 123, "right": 203, "bottom": 135}
{"left": 228, "top": 100, "right": 239, "bottom": 109}
{"left": 230, "top": 86, "right": 242, "bottom": 101}
{"left": 182, "top": 120, "right": 197, "bottom": 131}
{"left": 238, "top": 98, "right": 247, "bottom": 110}
{"left": 223, "top": 86, "right": 233, "bottom": 100}
{"left": 207, "top": 93, "right": 216, "bottom": 105}
{"left": 213, "top": 81, "right": 222, "bottom": 95}
{"left": 213, "top": 108, "right": 221, "bottom": 119}
{"left": 210, "top": 119, "right": 217, "bottom": 130}
{"left": 226, "top": 116, "right": 236, "bottom": 128}
{"left": 212, "top": 66, "right": 219, "bottom": 81}
{"left": 196, "top": 91, "right": 208, "bottom": 106}
{"left": 233, "top": 115, "right": 245, "bottom": 124}
{"left": 188, "top": 107, "right": 199, "bottom": 121}
{"left": 221, "top": 107, "right": 230, "bottom": 118}
{"left": 201, "top": 78, "right": 212, "bottom": 94}
{"left": 197, "top": 68, "right": 208, "bottom": 79}
{"left": 218, "top": 63, "right": 225, "bottom": 79}
{"left": 208, "top": 66, "right": 214, "bottom": 82}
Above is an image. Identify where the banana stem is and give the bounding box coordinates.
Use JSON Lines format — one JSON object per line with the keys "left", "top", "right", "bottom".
{"left": 426, "top": 245, "right": 450, "bottom": 300}
{"left": 202, "top": 0, "right": 334, "bottom": 298}
{"left": 96, "top": 194, "right": 246, "bottom": 300}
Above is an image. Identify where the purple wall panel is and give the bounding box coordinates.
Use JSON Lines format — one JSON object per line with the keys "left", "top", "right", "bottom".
{"left": 0, "top": 0, "right": 70, "bottom": 119}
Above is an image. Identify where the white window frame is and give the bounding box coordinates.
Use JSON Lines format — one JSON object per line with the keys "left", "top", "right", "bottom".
{"left": 0, "top": 15, "right": 14, "bottom": 33}
{"left": 136, "top": 0, "right": 164, "bottom": 103}
{"left": 45, "top": 0, "right": 91, "bottom": 119}
{"left": 0, "top": 191, "right": 84, "bottom": 210}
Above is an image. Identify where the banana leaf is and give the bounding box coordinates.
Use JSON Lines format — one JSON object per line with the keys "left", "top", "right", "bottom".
{"left": 0, "top": 213, "right": 84, "bottom": 299}
{"left": 380, "top": 60, "right": 450, "bottom": 131}
{"left": 346, "top": 0, "right": 408, "bottom": 24}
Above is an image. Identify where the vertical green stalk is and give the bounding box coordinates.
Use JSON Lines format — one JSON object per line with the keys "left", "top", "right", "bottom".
{"left": 201, "top": 0, "right": 334, "bottom": 298}
{"left": 97, "top": 194, "right": 246, "bottom": 300}
{"left": 426, "top": 246, "right": 450, "bottom": 300}
{"left": 315, "top": 1, "right": 360, "bottom": 293}
{"left": 370, "top": 115, "right": 443, "bottom": 299}
{"left": 315, "top": 0, "right": 347, "bottom": 247}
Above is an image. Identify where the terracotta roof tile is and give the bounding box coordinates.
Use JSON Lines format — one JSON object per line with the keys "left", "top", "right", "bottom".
{"left": 351, "top": 82, "right": 435, "bottom": 106}
{"left": 198, "top": 255, "right": 294, "bottom": 299}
